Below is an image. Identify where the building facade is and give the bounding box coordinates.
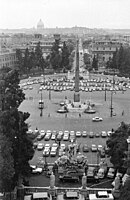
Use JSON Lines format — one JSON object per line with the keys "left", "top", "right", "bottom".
{"left": 0, "top": 48, "right": 17, "bottom": 69}
{"left": 92, "top": 40, "right": 121, "bottom": 67}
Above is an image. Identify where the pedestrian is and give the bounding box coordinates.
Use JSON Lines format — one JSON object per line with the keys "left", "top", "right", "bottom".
{"left": 122, "top": 110, "right": 124, "bottom": 116}
{"left": 79, "top": 113, "right": 81, "bottom": 117}
{"left": 65, "top": 113, "right": 67, "bottom": 118}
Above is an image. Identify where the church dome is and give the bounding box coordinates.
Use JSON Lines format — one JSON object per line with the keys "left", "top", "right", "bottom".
{"left": 37, "top": 19, "right": 44, "bottom": 30}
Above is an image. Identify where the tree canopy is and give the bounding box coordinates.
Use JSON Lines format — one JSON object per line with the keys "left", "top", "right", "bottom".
{"left": 107, "top": 45, "right": 130, "bottom": 77}
{"left": 106, "top": 122, "right": 130, "bottom": 169}
{"left": 0, "top": 69, "right": 34, "bottom": 192}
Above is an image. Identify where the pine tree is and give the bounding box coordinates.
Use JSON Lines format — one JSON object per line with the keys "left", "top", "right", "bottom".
{"left": 61, "top": 41, "right": 70, "bottom": 71}
{"left": 16, "top": 49, "right": 23, "bottom": 74}
{"left": 92, "top": 55, "right": 98, "bottom": 70}
{"left": 23, "top": 48, "right": 30, "bottom": 76}
{"left": 50, "top": 40, "right": 62, "bottom": 71}
{"left": 35, "top": 42, "right": 45, "bottom": 72}
{"left": 0, "top": 69, "right": 34, "bottom": 191}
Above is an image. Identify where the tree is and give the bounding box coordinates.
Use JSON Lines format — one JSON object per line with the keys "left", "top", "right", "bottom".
{"left": 29, "top": 50, "right": 36, "bottom": 74}
{"left": 35, "top": 42, "right": 45, "bottom": 72}
{"left": 106, "top": 122, "right": 130, "bottom": 169}
{"left": 50, "top": 39, "right": 62, "bottom": 71}
{"left": 92, "top": 55, "right": 98, "bottom": 70}
{"left": 61, "top": 41, "right": 70, "bottom": 71}
{"left": 3, "top": 70, "right": 25, "bottom": 110}
{"left": 119, "top": 178, "right": 130, "bottom": 200}
{"left": 23, "top": 48, "right": 30, "bottom": 76}
{"left": 16, "top": 49, "right": 23, "bottom": 74}
{"left": 0, "top": 134, "right": 14, "bottom": 192}
{"left": 0, "top": 69, "right": 34, "bottom": 191}
{"left": 118, "top": 45, "right": 125, "bottom": 72}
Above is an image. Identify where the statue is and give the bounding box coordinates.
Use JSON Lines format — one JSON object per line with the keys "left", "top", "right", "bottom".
{"left": 50, "top": 172, "right": 55, "bottom": 189}
{"left": 82, "top": 173, "right": 87, "bottom": 189}
{"left": 114, "top": 176, "right": 121, "bottom": 190}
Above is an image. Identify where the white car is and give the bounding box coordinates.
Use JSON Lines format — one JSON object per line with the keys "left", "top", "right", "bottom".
{"left": 51, "top": 134, "right": 56, "bottom": 140}
{"left": 91, "top": 144, "right": 97, "bottom": 152}
{"left": 92, "top": 117, "right": 103, "bottom": 122}
{"left": 101, "top": 131, "right": 107, "bottom": 138}
{"left": 76, "top": 131, "right": 82, "bottom": 137}
{"left": 97, "top": 145, "right": 103, "bottom": 152}
{"left": 89, "top": 191, "right": 114, "bottom": 200}
{"left": 37, "top": 143, "right": 44, "bottom": 150}
{"left": 63, "top": 134, "right": 69, "bottom": 141}
{"left": 32, "top": 167, "right": 43, "bottom": 174}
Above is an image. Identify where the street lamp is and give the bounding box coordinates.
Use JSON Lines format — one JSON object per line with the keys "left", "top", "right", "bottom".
{"left": 39, "top": 90, "right": 44, "bottom": 117}
{"left": 110, "top": 91, "right": 113, "bottom": 117}
{"left": 104, "top": 81, "right": 106, "bottom": 101}
{"left": 127, "top": 136, "right": 130, "bottom": 160}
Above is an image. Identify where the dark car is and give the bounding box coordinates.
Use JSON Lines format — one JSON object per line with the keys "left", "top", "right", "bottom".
{"left": 87, "top": 167, "right": 99, "bottom": 183}
{"left": 59, "top": 175, "right": 79, "bottom": 182}
{"left": 67, "top": 170, "right": 84, "bottom": 179}
{"left": 57, "top": 134, "right": 63, "bottom": 141}
{"left": 89, "top": 132, "right": 95, "bottom": 138}
{"left": 37, "top": 135, "right": 43, "bottom": 141}
{"left": 83, "top": 144, "right": 89, "bottom": 152}
{"left": 95, "top": 132, "right": 100, "bottom": 137}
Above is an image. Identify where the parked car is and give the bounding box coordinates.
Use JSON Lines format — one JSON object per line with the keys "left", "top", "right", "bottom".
{"left": 101, "top": 131, "right": 107, "bottom": 138}
{"left": 87, "top": 167, "right": 99, "bottom": 183}
{"left": 92, "top": 117, "right": 103, "bottom": 122}
{"left": 32, "top": 167, "right": 43, "bottom": 174}
{"left": 89, "top": 131, "right": 95, "bottom": 138}
{"left": 83, "top": 144, "right": 89, "bottom": 152}
{"left": 107, "top": 168, "right": 116, "bottom": 179}
{"left": 95, "top": 132, "right": 100, "bottom": 137}
{"left": 82, "top": 131, "right": 87, "bottom": 137}
{"left": 37, "top": 143, "right": 44, "bottom": 150}
{"left": 40, "top": 130, "right": 46, "bottom": 138}
{"left": 59, "top": 175, "right": 79, "bottom": 182}
{"left": 33, "top": 142, "right": 38, "bottom": 149}
{"left": 57, "top": 134, "right": 63, "bottom": 141}
{"left": 50, "top": 149, "right": 57, "bottom": 157}
{"left": 37, "top": 135, "right": 43, "bottom": 141}
{"left": 76, "top": 131, "right": 82, "bottom": 137}
{"left": 44, "top": 133, "right": 51, "bottom": 141}
{"left": 89, "top": 191, "right": 114, "bottom": 200}
{"left": 91, "top": 144, "right": 97, "bottom": 152}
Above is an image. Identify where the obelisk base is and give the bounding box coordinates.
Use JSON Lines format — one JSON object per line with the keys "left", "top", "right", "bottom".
{"left": 74, "top": 92, "right": 80, "bottom": 102}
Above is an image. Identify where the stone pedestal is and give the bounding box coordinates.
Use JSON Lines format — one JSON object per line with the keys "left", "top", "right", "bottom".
{"left": 112, "top": 189, "right": 120, "bottom": 199}
{"left": 80, "top": 188, "right": 88, "bottom": 199}
{"left": 17, "top": 185, "right": 24, "bottom": 200}
{"left": 49, "top": 188, "right": 57, "bottom": 199}
{"left": 74, "top": 92, "right": 80, "bottom": 102}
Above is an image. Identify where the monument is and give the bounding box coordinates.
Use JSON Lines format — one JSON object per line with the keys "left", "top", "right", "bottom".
{"left": 57, "top": 38, "right": 96, "bottom": 113}
{"left": 66, "top": 39, "right": 95, "bottom": 113}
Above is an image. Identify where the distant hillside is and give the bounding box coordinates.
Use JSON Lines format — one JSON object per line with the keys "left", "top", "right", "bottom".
{"left": 0, "top": 27, "right": 130, "bottom": 35}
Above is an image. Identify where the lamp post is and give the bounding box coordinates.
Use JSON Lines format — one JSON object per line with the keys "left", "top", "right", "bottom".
{"left": 110, "top": 91, "right": 113, "bottom": 117}
{"left": 97, "top": 150, "right": 100, "bottom": 166}
{"left": 40, "top": 91, "right": 43, "bottom": 117}
{"left": 104, "top": 82, "right": 106, "bottom": 101}
{"left": 127, "top": 136, "right": 130, "bottom": 160}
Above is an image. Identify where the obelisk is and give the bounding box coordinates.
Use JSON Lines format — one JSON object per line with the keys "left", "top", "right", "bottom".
{"left": 74, "top": 39, "right": 80, "bottom": 102}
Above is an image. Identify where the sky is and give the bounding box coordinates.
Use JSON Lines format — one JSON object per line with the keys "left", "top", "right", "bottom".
{"left": 0, "top": 0, "right": 130, "bottom": 29}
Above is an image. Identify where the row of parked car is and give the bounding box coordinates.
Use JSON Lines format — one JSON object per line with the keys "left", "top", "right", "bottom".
{"left": 59, "top": 165, "right": 123, "bottom": 184}
{"left": 34, "top": 141, "right": 107, "bottom": 156}
{"left": 35, "top": 129, "right": 112, "bottom": 142}
{"left": 20, "top": 75, "right": 129, "bottom": 93}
